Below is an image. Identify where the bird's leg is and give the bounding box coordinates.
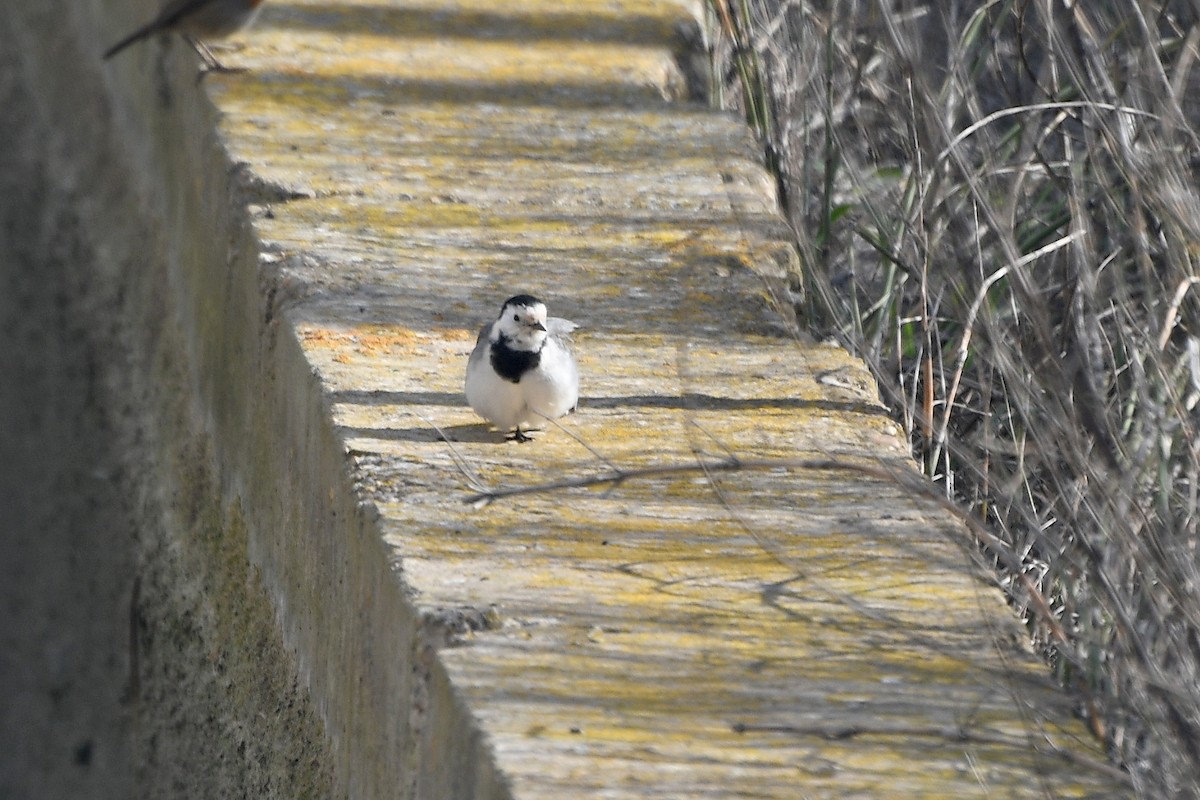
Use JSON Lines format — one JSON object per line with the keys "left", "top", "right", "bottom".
{"left": 509, "top": 428, "right": 534, "bottom": 443}
{"left": 187, "top": 35, "right": 246, "bottom": 75}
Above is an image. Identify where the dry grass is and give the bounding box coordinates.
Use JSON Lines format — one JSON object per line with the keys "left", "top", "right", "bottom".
{"left": 707, "top": 0, "right": 1200, "bottom": 795}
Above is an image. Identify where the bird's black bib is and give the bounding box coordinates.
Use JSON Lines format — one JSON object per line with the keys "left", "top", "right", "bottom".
{"left": 491, "top": 335, "right": 541, "bottom": 383}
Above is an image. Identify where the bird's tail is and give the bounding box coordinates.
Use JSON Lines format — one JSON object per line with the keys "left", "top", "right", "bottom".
{"left": 103, "top": 21, "right": 159, "bottom": 59}
{"left": 546, "top": 318, "right": 579, "bottom": 336}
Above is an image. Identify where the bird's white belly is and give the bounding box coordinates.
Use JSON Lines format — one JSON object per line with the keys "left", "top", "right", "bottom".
{"left": 521, "top": 364, "right": 577, "bottom": 424}
{"left": 466, "top": 342, "right": 578, "bottom": 430}
{"left": 465, "top": 367, "right": 526, "bottom": 429}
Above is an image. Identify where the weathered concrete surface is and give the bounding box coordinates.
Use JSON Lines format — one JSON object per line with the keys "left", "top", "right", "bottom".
{"left": 209, "top": 0, "right": 1120, "bottom": 797}
{"left": 1, "top": 0, "right": 1124, "bottom": 797}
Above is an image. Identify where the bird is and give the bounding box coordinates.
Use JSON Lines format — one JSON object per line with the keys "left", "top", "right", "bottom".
{"left": 103, "top": 0, "right": 266, "bottom": 72}
{"left": 465, "top": 295, "right": 580, "bottom": 443}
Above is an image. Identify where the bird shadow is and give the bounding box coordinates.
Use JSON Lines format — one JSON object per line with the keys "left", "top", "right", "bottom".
{"left": 343, "top": 422, "right": 554, "bottom": 445}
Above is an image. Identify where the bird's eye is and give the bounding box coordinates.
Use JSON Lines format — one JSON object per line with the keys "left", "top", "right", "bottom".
{"left": 513, "top": 314, "right": 520, "bottom": 322}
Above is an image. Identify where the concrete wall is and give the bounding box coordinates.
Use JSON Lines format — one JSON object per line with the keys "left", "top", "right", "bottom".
{"left": 0, "top": 3, "right": 337, "bottom": 796}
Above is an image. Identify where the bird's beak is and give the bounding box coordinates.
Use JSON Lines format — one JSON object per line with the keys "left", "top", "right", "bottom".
{"left": 532, "top": 321, "right": 547, "bottom": 332}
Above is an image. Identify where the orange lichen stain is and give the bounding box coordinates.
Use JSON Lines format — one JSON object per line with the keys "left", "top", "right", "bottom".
{"left": 299, "top": 325, "right": 423, "bottom": 356}
{"left": 443, "top": 328, "right": 475, "bottom": 342}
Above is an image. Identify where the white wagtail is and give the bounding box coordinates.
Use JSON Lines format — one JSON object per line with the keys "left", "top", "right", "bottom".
{"left": 465, "top": 294, "right": 580, "bottom": 442}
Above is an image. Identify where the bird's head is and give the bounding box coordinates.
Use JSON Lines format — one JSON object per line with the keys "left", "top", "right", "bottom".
{"left": 494, "top": 294, "right": 549, "bottom": 351}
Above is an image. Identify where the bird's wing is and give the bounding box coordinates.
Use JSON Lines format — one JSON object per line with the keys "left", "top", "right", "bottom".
{"left": 466, "top": 322, "right": 493, "bottom": 367}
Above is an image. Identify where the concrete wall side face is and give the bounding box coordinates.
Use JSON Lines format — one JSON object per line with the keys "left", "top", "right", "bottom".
{"left": 0, "top": 3, "right": 338, "bottom": 797}
{"left": 0, "top": 37, "right": 136, "bottom": 798}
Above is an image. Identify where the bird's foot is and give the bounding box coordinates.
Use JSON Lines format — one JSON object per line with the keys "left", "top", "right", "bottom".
{"left": 508, "top": 429, "right": 534, "bottom": 443}
{"left": 188, "top": 36, "right": 247, "bottom": 78}
{"left": 199, "top": 63, "right": 248, "bottom": 76}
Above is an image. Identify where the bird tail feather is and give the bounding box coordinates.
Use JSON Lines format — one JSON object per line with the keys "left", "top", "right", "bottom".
{"left": 103, "top": 22, "right": 159, "bottom": 59}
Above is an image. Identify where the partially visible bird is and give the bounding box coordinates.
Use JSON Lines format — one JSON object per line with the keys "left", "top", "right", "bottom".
{"left": 103, "top": 0, "right": 266, "bottom": 72}
{"left": 465, "top": 295, "right": 580, "bottom": 442}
